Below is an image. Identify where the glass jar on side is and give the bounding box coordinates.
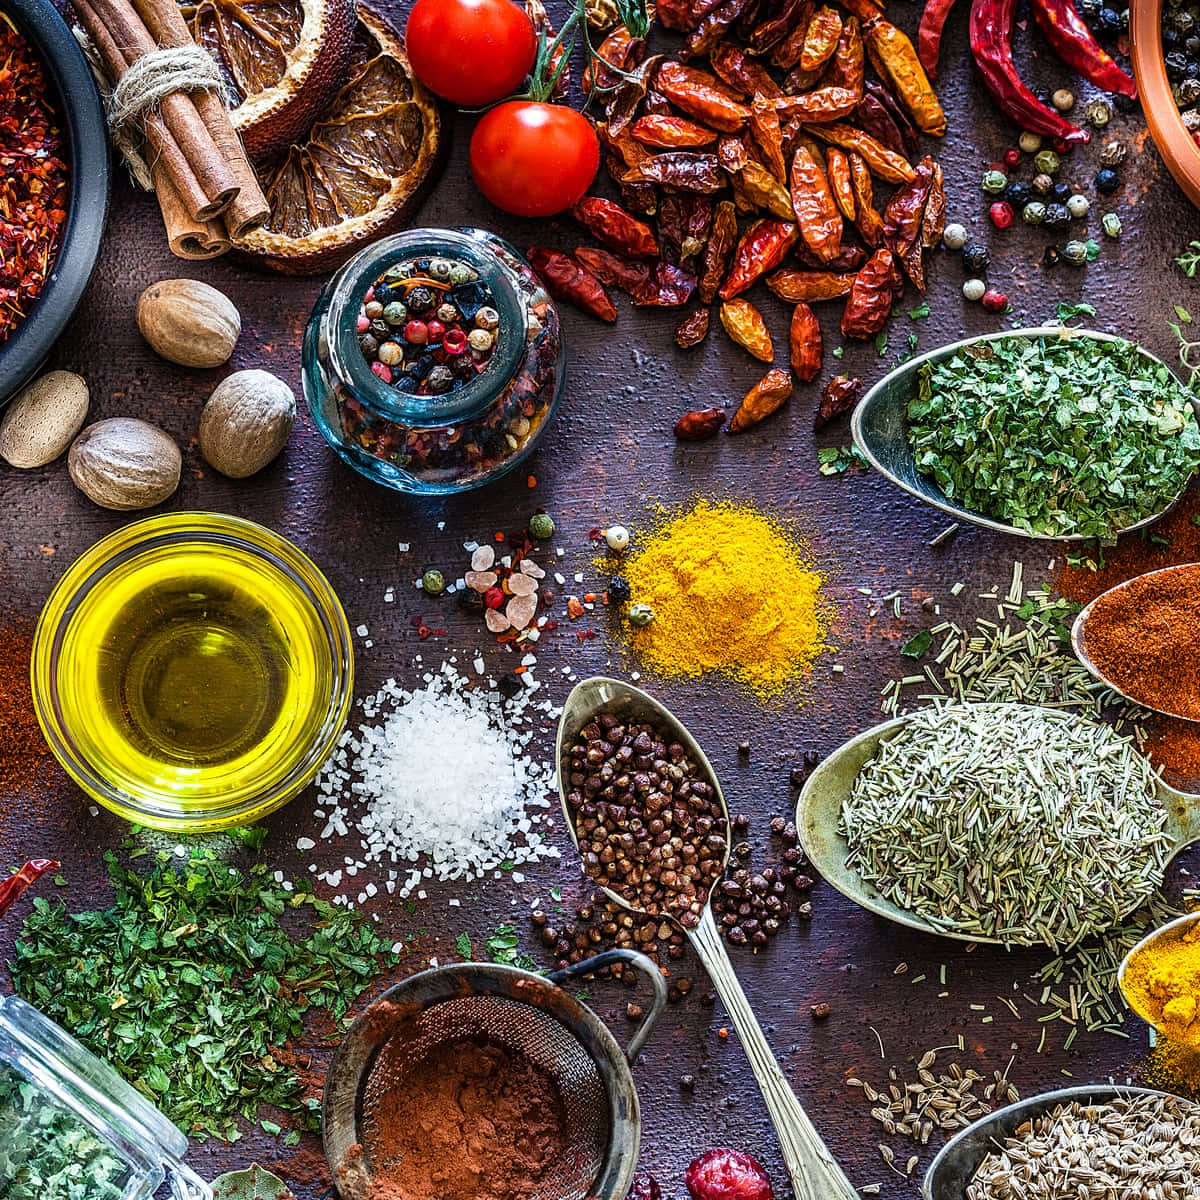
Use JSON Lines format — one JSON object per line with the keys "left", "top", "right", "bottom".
{"left": 0, "top": 994, "right": 209, "bottom": 1200}
{"left": 302, "top": 227, "right": 566, "bottom": 494}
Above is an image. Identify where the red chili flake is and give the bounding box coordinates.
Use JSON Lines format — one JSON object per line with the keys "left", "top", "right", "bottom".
{"left": 0, "top": 15, "right": 71, "bottom": 345}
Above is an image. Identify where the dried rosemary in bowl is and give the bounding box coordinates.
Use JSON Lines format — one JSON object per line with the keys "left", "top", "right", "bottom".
{"left": 840, "top": 703, "right": 1173, "bottom": 948}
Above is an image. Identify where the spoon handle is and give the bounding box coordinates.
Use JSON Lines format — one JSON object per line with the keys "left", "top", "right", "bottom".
{"left": 687, "top": 908, "right": 858, "bottom": 1200}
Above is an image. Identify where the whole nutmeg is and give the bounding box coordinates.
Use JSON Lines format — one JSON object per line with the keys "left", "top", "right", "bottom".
{"left": 0, "top": 370, "right": 89, "bottom": 468}
{"left": 199, "top": 369, "right": 296, "bottom": 478}
{"left": 68, "top": 418, "right": 181, "bottom": 510}
{"left": 136, "top": 278, "right": 241, "bottom": 367}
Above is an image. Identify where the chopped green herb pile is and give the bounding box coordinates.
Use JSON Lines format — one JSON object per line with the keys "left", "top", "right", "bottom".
{"left": 9, "top": 845, "right": 402, "bottom": 1142}
{"left": 907, "top": 333, "right": 1200, "bottom": 539}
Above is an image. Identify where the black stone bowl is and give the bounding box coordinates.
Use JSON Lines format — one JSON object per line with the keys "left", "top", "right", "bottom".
{"left": 0, "top": 0, "right": 110, "bottom": 405}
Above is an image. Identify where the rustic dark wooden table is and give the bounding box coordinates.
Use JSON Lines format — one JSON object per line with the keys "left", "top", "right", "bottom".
{"left": 4, "top": 4, "right": 1200, "bottom": 1196}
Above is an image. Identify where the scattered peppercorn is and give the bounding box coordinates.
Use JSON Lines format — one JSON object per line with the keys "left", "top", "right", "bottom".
{"left": 628, "top": 602, "right": 655, "bottom": 627}
{"left": 1032, "top": 172, "right": 1055, "bottom": 195}
{"left": 1019, "top": 131, "right": 1044, "bottom": 153}
{"left": 1051, "top": 88, "right": 1075, "bottom": 111}
{"left": 989, "top": 201, "right": 1014, "bottom": 229}
{"left": 942, "top": 222, "right": 968, "bottom": 250}
{"left": 421, "top": 568, "right": 446, "bottom": 595}
{"left": 962, "top": 243, "right": 990, "bottom": 273}
{"left": 962, "top": 278, "right": 987, "bottom": 302}
{"left": 1043, "top": 203, "right": 1071, "bottom": 229}
{"left": 1094, "top": 167, "right": 1120, "bottom": 194}
{"left": 981, "top": 288, "right": 1009, "bottom": 312}
{"left": 1023, "top": 201, "right": 1047, "bottom": 225}
{"left": 1005, "top": 181, "right": 1033, "bottom": 208}
{"left": 608, "top": 574, "right": 632, "bottom": 603}
{"left": 529, "top": 511, "right": 555, "bottom": 540}
{"left": 605, "top": 524, "right": 631, "bottom": 551}
{"left": 1042, "top": 245, "right": 1062, "bottom": 267}
{"left": 1101, "top": 211, "right": 1123, "bottom": 238}
{"left": 1099, "top": 140, "right": 1127, "bottom": 167}
{"left": 1034, "top": 149, "right": 1061, "bottom": 175}
{"left": 1063, "top": 239, "right": 1089, "bottom": 265}
{"left": 1085, "top": 97, "right": 1113, "bottom": 126}
{"left": 1067, "top": 193, "right": 1090, "bottom": 218}
{"left": 982, "top": 169, "right": 1009, "bottom": 194}
{"left": 811, "top": 1002, "right": 832, "bottom": 1019}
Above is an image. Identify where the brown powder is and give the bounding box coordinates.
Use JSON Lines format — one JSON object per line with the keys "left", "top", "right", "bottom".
{"left": 361, "top": 1035, "right": 569, "bottom": 1200}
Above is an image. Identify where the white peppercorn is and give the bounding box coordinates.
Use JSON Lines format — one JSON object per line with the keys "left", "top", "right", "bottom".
{"left": 1051, "top": 88, "right": 1075, "bottom": 111}
{"left": 1066, "top": 193, "right": 1090, "bottom": 218}
{"left": 962, "top": 278, "right": 987, "bottom": 302}
{"left": 942, "top": 222, "right": 968, "bottom": 250}
{"left": 1018, "top": 131, "right": 1043, "bottom": 153}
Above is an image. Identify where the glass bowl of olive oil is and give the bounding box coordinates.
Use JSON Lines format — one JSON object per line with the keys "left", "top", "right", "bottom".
{"left": 32, "top": 512, "right": 354, "bottom": 832}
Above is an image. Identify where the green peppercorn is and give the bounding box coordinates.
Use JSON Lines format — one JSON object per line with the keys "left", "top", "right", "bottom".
{"left": 1062, "top": 240, "right": 1088, "bottom": 265}
{"left": 628, "top": 603, "right": 656, "bottom": 627}
{"left": 529, "top": 512, "right": 555, "bottom": 539}
{"left": 1034, "top": 149, "right": 1061, "bottom": 175}
{"left": 448, "top": 262, "right": 477, "bottom": 286}
{"left": 1022, "top": 201, "right": 1047, "bottom": 225}
{"left": 383, "top": 301, "right": 407, "bottom": 325}
{"left": 1101, "top": 211, "right": 1122, "bottom": 238}
{"left": 982, "top": 169, "right": 1009, "bottom": 194}
{"left": 421, "top": 568, "right": 446, "bottom": 595}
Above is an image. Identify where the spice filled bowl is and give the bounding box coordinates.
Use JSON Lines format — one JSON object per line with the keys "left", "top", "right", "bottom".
{"left": 322, "top": 952, "right": 666, "bottom": 1200}
{"left": 0, "top": 0, "right": 110, "bottom": 405}
{"left": 302, "top": 227, "right": 566, "bottom": 495}
{"left": 0, "top": 993, "right": 210, "bottom": 1200}
{"left": 1119, "top": 910, "right": 1200, "bottom": 1047}
{"left": 31, "top": 512, "right": 353, "bottom": 832}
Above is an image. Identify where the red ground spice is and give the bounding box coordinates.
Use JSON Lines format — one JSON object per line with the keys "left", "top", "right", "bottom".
{"left": 0, "top": 14, "right": 70, "bottom": 343}
{"left": 0, "top": 623, "right": 53, "bottom": 794}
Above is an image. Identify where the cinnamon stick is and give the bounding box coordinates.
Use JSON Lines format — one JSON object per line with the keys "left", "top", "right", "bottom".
{"left": 130, "top": 0, "right": 268, "bottom": 235}
{"left": 71, "top": 0, "right": 219, "bottom": 220}
{"left": 153, "top": 163, "right": 231, "bottom": 258}
{"left": 71, "top": 0, "right": 240, "bottom": 214}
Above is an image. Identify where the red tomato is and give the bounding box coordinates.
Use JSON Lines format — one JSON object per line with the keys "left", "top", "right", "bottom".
{"left": 405, "top": 0, "right": 537, "bottom": 108}
{"left": 469, "top": 102, "right": 600, "bottom": 218}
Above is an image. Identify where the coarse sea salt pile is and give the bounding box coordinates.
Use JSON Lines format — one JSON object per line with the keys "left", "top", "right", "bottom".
{"left": 311, "top": 660, "right": 560, "bottom": 902}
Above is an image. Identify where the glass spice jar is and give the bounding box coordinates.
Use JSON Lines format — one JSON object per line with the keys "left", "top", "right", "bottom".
{"left": 0, "top": 994, "right": 210, "bottom": 1200}
{"left": 302, "top": 228, "right": 566, "bottom": 494}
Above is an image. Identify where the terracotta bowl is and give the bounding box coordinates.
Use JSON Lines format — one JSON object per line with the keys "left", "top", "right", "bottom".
{"left": 1131, "top": 0, "right": 1200, "bottom": 208}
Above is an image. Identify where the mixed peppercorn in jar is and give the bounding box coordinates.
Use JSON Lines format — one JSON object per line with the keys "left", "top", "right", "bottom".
{"left": 303, "top": 228, "right": 565, "bottom": 495}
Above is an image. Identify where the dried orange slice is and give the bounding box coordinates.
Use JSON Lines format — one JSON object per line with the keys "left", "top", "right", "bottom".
{"left": 232, "top": 4, "right": 444, "bottom": 275}
{"left": 180, "top": 0, "right": 355, "bottom": 161}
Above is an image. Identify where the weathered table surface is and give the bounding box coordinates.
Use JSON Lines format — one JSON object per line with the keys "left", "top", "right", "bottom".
{"left": 4, "top": 4, "right": 1200, "bottom": 1196}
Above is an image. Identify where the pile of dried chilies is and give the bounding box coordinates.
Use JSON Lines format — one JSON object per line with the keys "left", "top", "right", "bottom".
{"left": 919, "top": 0, "right": 1135, "bottom": 144}
{"left": 528, "top": 0, "right": 948, "bottom": 435}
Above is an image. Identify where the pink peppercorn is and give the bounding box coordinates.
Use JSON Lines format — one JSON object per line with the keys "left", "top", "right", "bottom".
{"left": 444, "top": 329, "right": 468, "bottom": 354}
{"left": 370, "top": 361, "right": 392, "bottom": 382}
{"left": 1003, "top": 147, "right": 1021, "bottom": 168}
{"left": 427, "top": 319, "right": 445, "bottom": 340}
{"left": 364, "top": 287, "right": 375, "bottom": 303}
{"left": 405, "top": 319, "right": 429, "bottom": 345}
{"left": 357, "top": 313, "right": 370, "bottom": 334}
{"left": 989, "top": 201, "right": 1014, "bottom": 229}
{"left": 981, "top": 288, "right": 1008, "bottom": 312}
{"left": 484, "top": 586, "right": 505, "bottom": 609}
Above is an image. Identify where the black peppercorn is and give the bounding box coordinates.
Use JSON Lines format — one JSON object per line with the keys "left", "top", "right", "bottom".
{"left": 407, "top": 285, "right": 435, "bottom": 313}
{"left": 1043, "top": 203, "right": 1070, "bottom": 229}
{"left": 608, "top": 575, "right": 632, "bottom": 603}
{"left": 498, "top": 673, "right": 523, "bottom": 698}
{"left": 961, "top": 242, "right": 990, "bottom": 273}
{"left": 1005, "top": 181, "right": 1033, "bottom": 208}
{"left": 1094, "top": 167, "right": 1120, "bottom": 194}
{"left": 1042, "top": 245, "right": 1062, "bottom": 267}
{"left": 1096, "top": 6, "right": 1122, "bottom": 32}
{"left": 1051, "top": 181, "right": 1072, "bottom": 203}
{"left": 457, "top": 586, "right": 485, "bottom": 611}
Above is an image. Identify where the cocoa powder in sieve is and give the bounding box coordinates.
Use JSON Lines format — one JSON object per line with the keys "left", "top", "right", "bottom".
{"left": 361, "top": 1035, "right": 570, "bottom": 1200}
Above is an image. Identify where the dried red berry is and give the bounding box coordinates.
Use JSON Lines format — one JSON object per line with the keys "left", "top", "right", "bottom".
{"left": 404, "top": 319, "right": 429, "bottom": 345}
{"left": 685, "top": 1149, "right": 774, "bottom": 1200}
{"left": 427, "top": 319, "right": 445, "bottom": 340}
{"left": 444, "top": 329, "right": 468, "bottom": 355}
{"left": 981, "top": 288, "right": 1009, "bottom": 312}
{"left": 370, "top": 361, "right": 392, "bottom": 383}
{"left": 356, "top": 313, "right": 371, "bottom": 334}
{"left": 988, "top": 201, "right": 1014, "bottom": 229}
{"left": 1003, "top": 147, "right": 1021, "bottom": 168}
{"left": 484, "top": 586, "right": 505, "bottom": 609}
{"left": 628, "top": 1174, "right": 663, "bottom": 1200}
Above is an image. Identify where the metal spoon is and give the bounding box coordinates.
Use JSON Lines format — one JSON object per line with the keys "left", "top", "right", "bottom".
{"left": 1071, "top": 563, "right": 1200, "bottom": 723}
{"left": 921, "top": 1084, "right": 1176, "bottom": 1199}
{"left": 795, "top": 703, "right": 1200, "bottom": 946}
{"left": 556, "top": 677, "right": 860, "bottom": 1200}
{"left": 850, "top": 326, "right": 1198, "bottom": 542}
{"left": 1118, "top": 909, "right": 1200, "bottom": 1035}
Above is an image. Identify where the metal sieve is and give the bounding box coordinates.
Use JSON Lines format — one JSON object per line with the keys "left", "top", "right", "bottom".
{"left": 323, "top": 949, "right": 666, "bottom": 1200}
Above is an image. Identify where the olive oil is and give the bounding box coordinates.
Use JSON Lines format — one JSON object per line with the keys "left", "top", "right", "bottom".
{"left": 35, "top": 515, "right": 352, "bottom": 829}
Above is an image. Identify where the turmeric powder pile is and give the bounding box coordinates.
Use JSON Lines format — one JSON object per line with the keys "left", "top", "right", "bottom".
{"left": 620, "top": 499, "right": 831, "bottom": 696}
{"left": 1124, "top": 919, "right": 1200, "bottom": 1045}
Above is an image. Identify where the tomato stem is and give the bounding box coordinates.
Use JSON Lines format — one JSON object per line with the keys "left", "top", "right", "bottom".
{"left": 523, "top": 0, "right": 650, "bottom": 103}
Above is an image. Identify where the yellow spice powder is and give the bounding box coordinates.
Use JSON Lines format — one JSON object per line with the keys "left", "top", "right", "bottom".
{"left": 620, "top": 499, "right": 831, "bottom": 695}
{"left": 1124, "top": 922, "right": 1200, "bottom": 1045}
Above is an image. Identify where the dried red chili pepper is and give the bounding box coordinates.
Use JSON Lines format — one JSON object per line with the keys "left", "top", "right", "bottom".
{"left": 711, "top": 42, "right": 784, "bottom": 98}
{"left": 719, "top": 218, "right": 800, "bottom": 298}
{"left": 823, "top": 16, "right": 865, "bottom": 96}
{"left": 620, "top": 179, "right": 660, "bottom": 217}
{"left": 815, "top": 374, "right": 863, "bottom": 428}
{"left": 682, "top": 0, "right": 756, "bottom": 59}
{"left": 585, "top": 26, "right": 641, "bottom": 92}
{"left": 808, "top": 123, "right": 916, "bottom": 183}
{"left": 826, "top": 147, "right": 857, "bottom": 221}
{"left": 600, "top": 121, "right": 653, "bottom": 168}
{"left": 969, "top": 0, "right": 1090, "bottom": 143}
{"left": 658, "top": 193, "right": 715, "bottom": 267}
{"left": 700, "top": 199, "right": 738, "bottom": 303}
{"left": 674, "top": 406, "right": 725, "bottom": 438}
{"left": 795, "top": 237, "right": 869, "bottom": 271}
{"left": 854, "top": 92, "right": 911, "bottom": 159}
{"left": 766, "top": 269, "right": 856, "bottom": 302}
{"left": 747, "top": 0, "right": 810, "bottom": 53}
{"left": 625, "top": 152, "right": 725, "bottom": 192}
{"left": 921, "top": 161, "right": 947, "bottom": 249}
{"left": 749, "top": 97, "right": 788, "bottom": 182}
{"left": 658, "top": 0, "right": 708, "bottom": 31}
{"left": 576, "top": 247, "right": 699, "bottom": 306}
{"left": 720, "top": 298, "right": 775, "bottom": 361}
{"left": 728, "top": 368, "right": 793, "bottom": 433}
{"left": 632, "top": 114, "right": 719, "bottom": 148}
{"left": 883, "top": 156, "right": 934, "bottom": 262}
{"left": 839, "top": 0, "right": 884, "bottom": 22}
{"left": 1029, "top": 0, "right": 1136, "bottom": 97}
{"left": 864, "top": 20, "right": 946, "bottom": 136}
{"left": 800, "top": 5, "right": 843, "bottom": 71}
{"left": 570, "top": 198, "right": 660, "bottom": 258}
{"left": 788, "top": 302, "right": 823, "bottom": 381}
{"left": 789, "top": 145, "right": 843, "bottom": 264}
{"left": 0, "top": 860, "right": 58, "bottom": 920}
{"left": 768, "top": 1, "right": 816, "bottom": 69}
{"left": 527, "top": 247, "right": 619, "bottom": 322}
{"left": 738, "top": 161, "right": 796, "bottom": 218}
{"left": 607, "top": 55, "right": 667, "bottom": 136}
{"left": 0, "top": 17, "right": 70, "bottom": 345}
{"left": 848, "top": 151, "right": 885, "bottom": 246}
{"left": 644, "top": 262, "right": 700, "bottom": 306}
{"left": 917, "top": 0, "right": 960, "bottom": 78}
{"left": 842, "top": 248, "right": 898, "bottom": 338}
{"left": 718, "top": 134, "right": 750, "bottom": 174}
{"left": 675, "top": 309, "right": 712, "bottom": 350}
{"left": 656, "top": 62, "right": 751, "bottom": 131}
{"left": 774, "top": 86, "right": 861, "bottom": 122}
